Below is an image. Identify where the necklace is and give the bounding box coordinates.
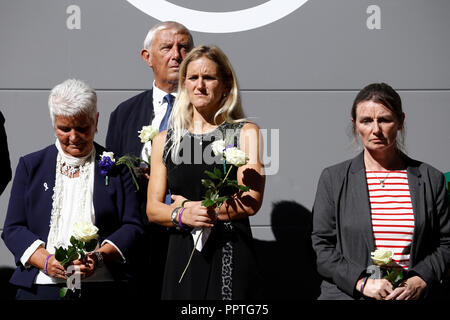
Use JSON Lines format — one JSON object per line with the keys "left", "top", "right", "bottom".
{"left": 60, "top": 162, "right": 80, "bottom": 177}
{"left": 375, "top": 171, "right": 391, "bottom": 188}
{"left": 48, "top": 141, "right": 95, "bottom": 247}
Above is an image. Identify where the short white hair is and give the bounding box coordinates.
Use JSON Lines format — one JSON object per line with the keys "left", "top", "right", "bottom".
{"left": 143, "top": 21, "right": 193, "bottom": 50}
{"left": 48, "top": 79, "right": 97, "bottom": 124}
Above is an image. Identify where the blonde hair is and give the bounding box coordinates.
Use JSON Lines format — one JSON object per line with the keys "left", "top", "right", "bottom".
{"left": 168, "top": 45, "right": 246, "bottom": 157}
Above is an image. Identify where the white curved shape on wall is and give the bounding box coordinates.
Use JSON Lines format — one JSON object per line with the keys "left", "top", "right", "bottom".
{"left": 126, "top": 0, "right": 309, "bottom": 33}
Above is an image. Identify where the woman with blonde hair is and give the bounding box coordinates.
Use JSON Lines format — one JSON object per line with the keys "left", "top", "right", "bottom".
{"left": 147, "top": 45, "right": 265, "bottom": 299}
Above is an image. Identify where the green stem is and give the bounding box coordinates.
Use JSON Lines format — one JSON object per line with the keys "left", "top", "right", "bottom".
{"left": 178, "top": 199, "right": 226, "bottom": 284}
{"left": 217, "top": 165, "right": 234, "bottom": 190}
{"left": 179, "top": 228, "right": 204, "bottom": 284}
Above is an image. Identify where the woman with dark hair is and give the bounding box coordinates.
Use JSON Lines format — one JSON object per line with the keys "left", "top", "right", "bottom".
{"left": 312, "top": 82, "right": 450, "bottom": 300}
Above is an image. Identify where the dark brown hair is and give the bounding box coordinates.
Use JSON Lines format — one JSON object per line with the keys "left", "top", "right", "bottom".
{"left": 351, "top": 82, "right": 405, "bottom": 150}
{"left": 351, "top": 82, "right": 403, "bottom": 122}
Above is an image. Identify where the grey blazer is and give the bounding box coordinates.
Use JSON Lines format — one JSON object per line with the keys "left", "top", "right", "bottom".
{"left": 312, "top": 152, "right": 450, "bottom": 299}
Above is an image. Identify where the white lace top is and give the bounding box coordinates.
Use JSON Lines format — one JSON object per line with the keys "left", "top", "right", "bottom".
{"left": 21, "top": 141, "right": 117, "bottom": 284}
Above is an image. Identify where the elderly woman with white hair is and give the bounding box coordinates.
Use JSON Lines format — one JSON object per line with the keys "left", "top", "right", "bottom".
{"left": 2, "top": 79, "right": 144, "bottom": 300}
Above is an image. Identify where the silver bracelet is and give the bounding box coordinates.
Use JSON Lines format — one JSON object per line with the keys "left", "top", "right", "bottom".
{"left": 93, "top": 251, "right": 104, "bottom": 268}
{"left": 171, "top": 207, "right": 181, "bottom": 230}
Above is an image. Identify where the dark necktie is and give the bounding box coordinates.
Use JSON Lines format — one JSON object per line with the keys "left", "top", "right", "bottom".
{"left": 159, "top": 94, "right": 174, "bottom": 131}
{"left": 160, "top": 94, "right": 174, "bottom": 204}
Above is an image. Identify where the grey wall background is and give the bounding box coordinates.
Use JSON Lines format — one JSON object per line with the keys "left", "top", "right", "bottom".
{"left": 0, "top": 0, "right": 449, "bottom": 268}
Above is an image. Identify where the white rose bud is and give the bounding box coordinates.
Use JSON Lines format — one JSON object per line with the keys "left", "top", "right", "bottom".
{"left": 101, "top": 151, "right": 115, "bottom": 163}
{"left": 371, "top": 249, "right": 393, "bottom": 266}
{"left": 224, "top": 147, "right": 249, "bottom": 167}
{"left": 211, "top": 140, "right": 226, "bottom": 157}
{"left": 138, "top": 125, "right": 159, "bottom": 143}
{"left": 72, "top": 221, "right": 99, "bottom": 242}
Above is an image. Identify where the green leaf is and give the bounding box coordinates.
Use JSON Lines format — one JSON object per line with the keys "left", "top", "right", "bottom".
{"left": 210, "top": 192, "right": 219, "bottom": 201}
{"left": 237, "top": 185, "right": 250, "bottom": 192}
{"left": 205, "top": 189, "right": 218, "bottom": 200}
{"left": 213, "top": 167, "right": 223, "bottom": 178}
{"left": 201, "top": 179, "right": 215, "bottom": 189}
{"left": 384, "top": 268, "right": 404, "bottom": 287}
{"left": 226, "top": 180, "right": 238, "bottom": 187}
{"left": 60, "top": 258, "right": 71, "bottom": 267}
{"left": 54, "top": 247, "right": 68, "bottom": 262}
{"left": 116, "top": 155, "right": 142, "bottom": 192}
{"left": 215, "top": 197, "right": 229, "bottom": 206}
{"left": 70, "top": 236, "right": 77, "bottom": 246}
{"left": 202, "top": 199, "right": 215, "bottom": 208}
{"left": 204, "top": 170, "right": 219, "bottom": 180}
{"left": 59, "top": 287, "right": 68, "bottom": 298}
{"left": 67, "top": 246, "right": 79, "bottom": 262}
{"left": 78, "top": 240, "right": 85, "bottom": 250}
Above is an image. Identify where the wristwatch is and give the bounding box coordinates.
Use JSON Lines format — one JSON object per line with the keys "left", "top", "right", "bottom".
{"left": 171, "top": 207, "right": 181, "bottom": 230}
{"left": 92, "top": 251, "right": 104, "bottom": 268}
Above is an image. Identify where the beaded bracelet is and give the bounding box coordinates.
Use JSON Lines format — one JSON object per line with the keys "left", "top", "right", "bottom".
{"left": 178, "top": 207, "right": 186, "bottom": 230}
{"left": 44, "top": 254, "right": 54, "bottom": 275}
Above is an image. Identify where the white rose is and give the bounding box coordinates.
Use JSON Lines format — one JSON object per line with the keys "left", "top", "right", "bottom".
{"left": 72, "top": 221, "right": 99, "bottom": 242}
{"left": 371, "top": 249, "right": 393, "bottom": 266}
{"left": 211, "top": 140, "right": 226, "bottom": 157}
{"left": 138, "top": 125, "right": 159, "bottom": 143}
{"left": 224, "top": 147, "right": 249, "bottom": 167}
{"left": 101, "top": 151, "right": 115, "bottom": 162}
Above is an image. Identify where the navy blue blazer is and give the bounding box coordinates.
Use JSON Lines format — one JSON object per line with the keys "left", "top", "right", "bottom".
{"left": 312, "top": 152, "right": 450, "bottom": 299}
{"left": 0, "top": 111, "right": 12, "bottom": 195}
{"left": 106, "top": 89, "right": 154, "bottom": 157}
{"left": 1, "top": 143, "right": 144, "bottom": 288}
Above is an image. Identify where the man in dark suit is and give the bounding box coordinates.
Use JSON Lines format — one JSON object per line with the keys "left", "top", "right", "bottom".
{"left": 0, "top": 111, "right": 12, "bottom": 196}
{"left": 105, "top": 21, "right": 194, "bottom": 299}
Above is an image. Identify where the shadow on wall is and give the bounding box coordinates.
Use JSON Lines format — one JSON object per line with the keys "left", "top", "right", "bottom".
{"left": 0, "top": 267, "right": 15, "bottom": 300}
{"left": 253, "top": 201, "right": 321, "bottom": 300}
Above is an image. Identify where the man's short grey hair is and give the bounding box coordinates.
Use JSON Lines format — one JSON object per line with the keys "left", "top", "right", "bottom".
{"left": 48, "top": 79, "right": 97, "bottom": 124}
{"left": 143, "top": 21, "right": 193, "bottom": 51}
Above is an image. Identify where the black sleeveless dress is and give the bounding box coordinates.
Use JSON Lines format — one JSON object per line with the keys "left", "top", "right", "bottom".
{"left": 161, "top": 122, "right": 260, "bottom": 300}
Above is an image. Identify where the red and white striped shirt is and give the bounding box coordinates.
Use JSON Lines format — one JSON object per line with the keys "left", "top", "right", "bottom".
{"left": 366, "top": 170, "right": 414, "bottom": 270}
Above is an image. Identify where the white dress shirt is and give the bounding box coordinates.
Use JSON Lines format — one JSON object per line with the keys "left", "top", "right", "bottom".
{"left": 140, "top": 82, "right": 177, "bottom": 161}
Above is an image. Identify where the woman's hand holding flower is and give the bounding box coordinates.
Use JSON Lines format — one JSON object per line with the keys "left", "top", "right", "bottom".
{"left": 178, "top": 201, "right": 217, "bottom": 228}
{"left": 45, "top": 255, "right": 66, "bottom": 280}
{"left": 384, "top": 276, "right": 427, "bottom": 300}
{"left": 69, "top": 255, "right": 96, "bottom": 280}
{"left": 357, "top": 277, "right": 393, "bottom": 300}
{"left": 171, "top": 195, "right": 218, "bottom": 228}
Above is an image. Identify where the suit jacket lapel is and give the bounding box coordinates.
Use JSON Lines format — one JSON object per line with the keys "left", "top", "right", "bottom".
{"left": 93, "top": 143, "right": 107, "bottom": 228}
{"left": 405, "top": 157, "right": 423, "bottom": 266}
{"left": 42, "top": 145, "right": 58, "bottom": 242}
{"left": 132, "top": 89, "right": 153, "bottom": 156}
{"left": 349, "top": 152, "right": 375, "bottom": 253}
